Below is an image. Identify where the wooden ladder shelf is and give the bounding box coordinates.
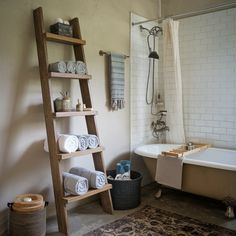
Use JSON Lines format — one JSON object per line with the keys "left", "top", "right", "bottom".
{"left": 33, "top": 7, "right": 113, "bottom": 235}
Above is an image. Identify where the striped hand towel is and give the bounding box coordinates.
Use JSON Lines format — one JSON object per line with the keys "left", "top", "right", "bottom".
{"left": 109, "top": 53, "right": 125, "bottom": 110}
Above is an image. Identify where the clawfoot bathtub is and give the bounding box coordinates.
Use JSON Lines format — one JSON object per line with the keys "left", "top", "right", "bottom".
{"left": 135, "top": 144, "right": 236, "bottom": 217}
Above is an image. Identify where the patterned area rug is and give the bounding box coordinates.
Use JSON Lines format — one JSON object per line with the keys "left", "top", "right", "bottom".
{"left": 84, "top": 205, "right": 236, "bottom": 236}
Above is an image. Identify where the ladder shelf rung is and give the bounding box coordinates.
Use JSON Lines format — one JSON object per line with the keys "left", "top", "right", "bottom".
{"left": 48, "top": 72, "right": 92, "bottom": 80}
{"left": 45, "top": 32, "right": 86, "bottom": 45}
{"left": 62, "top": 184, "right": 112, "bottom": 204}
{"left": 53, "top": 111, "right": 98, "bottom": 117}
{"left": 58, "top": 146, "right": 104, "bottom": 160}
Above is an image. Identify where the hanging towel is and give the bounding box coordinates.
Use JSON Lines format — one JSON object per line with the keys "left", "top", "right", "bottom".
{"left": 108, "top": 53, "right": 125, "bottom": 110}
{"left": 77, "top": 135, "right": 89, "bottom": 151}
{"left": 66, "top": 61, "right": 76, "bottom": 73}
{"left": 75, "top": 61, "right": 87, "bottom": 75}
{"left": 58, "top": 135, "right": 79, "bottom": 153}
{"left": 85, "top": 135, "right": 99, "bottom": 149}
{"left": 155, "top": 155, "right": 183, "bottom": 190}
{"left": 63, "top": 172, "right": 88, "bottom": 195}
{"left": 70, "top": 167, "right": 106, "bottom": 189}
{"left": 49, "top": 61, "right": 67, "bottom": 73}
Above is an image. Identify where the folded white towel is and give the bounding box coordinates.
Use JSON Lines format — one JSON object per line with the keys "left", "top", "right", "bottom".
{"left": 75, "top": 61, "right": 87, "bottom": 75}
{"left": 77, "top": 135, "right": 89, "bottom": 151}
{"left": 70, "top": 167, "right": 106, "bottom": 189}
{"left": 58, "top": 135, "right": 79, "bottom": 153}
{"left": 85, "top": 135, "right": 99, "bottom": 149}
{"left": 63, "top": 172, "right": 88, "bottom": 195}
{"left": 66, "top": 61, "right": 76, "bottom": 73}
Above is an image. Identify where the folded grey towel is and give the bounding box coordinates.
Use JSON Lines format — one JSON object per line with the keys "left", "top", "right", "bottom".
{"left": 108, "top": 53, "right": 125, "bottom": 110}
{"left": 77, "top": 135, "right": 89, "bottom": 151}
{"left": 63, "top": 172, "right": 88, "bottom": 195}
{"left": 70, "top": 167, "right": 106, "bottom": 189}
{"left": 85, "top": 135, "right": 99, "bottom": 149}
{"left": 75, "top": 61, "right": 87, "bottom": 75}
{"left": 66, "top": 61, "right": 76, "bottom": 73}
{"left": 49, "top": 61, "right": 67, "bottom": 73}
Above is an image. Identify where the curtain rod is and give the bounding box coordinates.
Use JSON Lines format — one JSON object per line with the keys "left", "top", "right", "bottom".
{"left": 132, "top": 1, "right": 236, "bottom": 26}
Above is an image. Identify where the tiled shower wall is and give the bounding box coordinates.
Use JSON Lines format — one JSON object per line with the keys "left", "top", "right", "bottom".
{"left": 131, "top": 8, "right": 236, "bottom": 151}
{"left": 130, "top": 13, "right": 160, "bottom": 151}
{"left": 179, "top": 8, "right": 236, "bottom": 149}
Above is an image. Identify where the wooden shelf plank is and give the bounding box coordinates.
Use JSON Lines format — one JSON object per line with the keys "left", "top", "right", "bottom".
{"left": 58, "top": 146, "right": 104, "bottom": 160}
{"left": 45, "top": 32, "right": 86, "bottom": 45}
{"left": 53, "top": 111, "right": 97, "bottom": 117}
{"left": 62, "top": 184, "right": 112, "bottom": 204}
{"left": 48, "top": 72, "right": 91, "bottom": 80}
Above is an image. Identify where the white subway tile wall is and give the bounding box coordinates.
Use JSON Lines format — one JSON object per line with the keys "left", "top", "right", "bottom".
{"left": 178, "top": 8, "right": 236, "bottom": 148}
{"left": 130, "top": 14, "right": 159, "bottom": 151}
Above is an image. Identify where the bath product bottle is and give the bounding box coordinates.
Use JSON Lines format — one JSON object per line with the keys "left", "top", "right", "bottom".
{"left": 62, "top": 95, "right": 71, "bottom": 112}
{"left": 76, "top": 99, "right": 83, "bottom": 111}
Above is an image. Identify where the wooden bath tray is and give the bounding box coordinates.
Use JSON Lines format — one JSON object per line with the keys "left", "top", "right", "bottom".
{"left": 161, "top": 144, "right": 211, "bottom": 158}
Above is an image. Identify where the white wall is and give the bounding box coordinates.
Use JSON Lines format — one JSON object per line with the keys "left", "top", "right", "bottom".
{"left": 0, "top": 1, "right": 158, "bottom": 234}
{"left": 179, "top": 8, "right": 236, "bottom": 148}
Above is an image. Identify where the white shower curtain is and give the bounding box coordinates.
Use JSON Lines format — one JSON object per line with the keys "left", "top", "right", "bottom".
{"left": 163, "top": 19, "right": 185, "bottom": 144}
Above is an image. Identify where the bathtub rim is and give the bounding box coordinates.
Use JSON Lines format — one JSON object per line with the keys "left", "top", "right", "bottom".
{"left": 134, "top": 144, "right": 236, "bottom": 171}
{"left": 134, "top": 144, "right": 181, "bottom": 159}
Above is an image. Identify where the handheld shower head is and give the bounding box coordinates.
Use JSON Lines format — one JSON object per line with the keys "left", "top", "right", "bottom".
{"left": 149, "top": 51, "right": 159, "bottom": 59}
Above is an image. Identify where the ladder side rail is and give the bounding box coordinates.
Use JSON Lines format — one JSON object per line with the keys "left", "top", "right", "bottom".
{"left": 70, "top": 17, "right": 113, "bottom": 214}
{"left": 33, "top": 7, "right": 68, "bottom": 235}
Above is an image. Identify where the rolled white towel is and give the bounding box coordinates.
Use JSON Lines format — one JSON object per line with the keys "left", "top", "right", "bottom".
{"left": 49, "top": 61, "right": 67, "bottom": 73}
{"left": 75, "top": 61, "right": 87, "bottom": 75}
{"left": 66, "top": 61, "right": 76, "bottom": 73}
{"left": 63, "top": 172, "right": 88, "bottom": 195}
{"left": 70, "top": 167, "right": 106, "bottom": 189}
{"left": 85, "top": 135, "right": 99, "bottom": 149}
{"left": 58, "top": 135, "right": 79, "bottom": 153}
{"left": 77, "top": 135, "right": 89, "bottom": 151}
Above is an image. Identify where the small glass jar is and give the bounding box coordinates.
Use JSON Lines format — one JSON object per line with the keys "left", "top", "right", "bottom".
{"left": 54, "top": 98, "right": 63, "bottom": 112}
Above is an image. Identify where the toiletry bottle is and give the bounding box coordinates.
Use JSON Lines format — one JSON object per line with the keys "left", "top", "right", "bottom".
{"left": 62, "top": 93, "right": 71, "bottom": 112}
{"left": 76, "top": 99, "right": 83, "bottom": 111}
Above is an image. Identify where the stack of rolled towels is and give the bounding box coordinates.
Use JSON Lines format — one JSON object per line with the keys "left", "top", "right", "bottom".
{"left": 63, "top": 166, "right": 106, "bottom": 195}
{"left": 44, "top": 134, "right": 99, "bottom": 153}
{"left": 49, "top": 61, "right": 87, "bottom": 75}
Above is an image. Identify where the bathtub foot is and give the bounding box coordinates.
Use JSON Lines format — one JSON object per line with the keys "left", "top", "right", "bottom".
{"left": 155, "top": 188, "right": 162, "bottom": 199}
{"left": 225, "top": 206, "right": 235, "bottom": 219}
{"left": 223, "top": 197, "right": 236, "bottom": 219}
